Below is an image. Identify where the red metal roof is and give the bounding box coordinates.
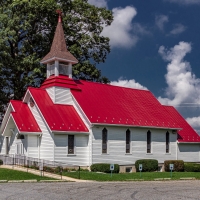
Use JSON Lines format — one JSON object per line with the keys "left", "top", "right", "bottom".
{"left": 10, "top": 100, "right": 41, "bottom": 133}
{"left": 41, "top": 75, "right": 81, "bottom": 90}
{"left": 71, "top": 80, "right": 180, "bottom": 129}
{"left": 164, "top": 106, "right": 200, "bottom": 143}
{"left": 28, "top": 87, "right": 88, "bottom": 132}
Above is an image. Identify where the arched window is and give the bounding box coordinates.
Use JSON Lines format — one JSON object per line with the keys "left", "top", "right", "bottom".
{"left": 102, "top": 128, "right": 107, "bottom": 154}
{"left": 126, "top": 129, "right": 131, "bottom": 153}
{"left": 147, "top": 130, "right": 151, "bottom": 153}
{"left": 166, "top": 131, "right": 170, "bottom": 153}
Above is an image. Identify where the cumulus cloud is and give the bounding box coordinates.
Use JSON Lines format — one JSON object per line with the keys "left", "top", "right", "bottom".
{"left": 158, "top": 41, "right": 200, "bottom": 107}
{"left": 155, "top": 15, "right": 169, "bottom": 31}
{"left": 110, "top": 78, "right": 148, "bottom": 90}
{"left": 186, "top": 116, "right": 200, "bottom": 128}
{"left": 170, "top": 24, "right": 187, "bottom": 35}
{"left": 101, "top": 6, "right": 139, "bottom": 48}
{"left": 87, "top": 0, "right": 107, "bottom": 8}
{"left": 165, "top": 0, "right": 200, "bottom": 5}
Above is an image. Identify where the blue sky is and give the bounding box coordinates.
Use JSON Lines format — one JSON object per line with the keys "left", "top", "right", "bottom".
{"left": 88, "top": 0, "right": 200, "bottom": 132}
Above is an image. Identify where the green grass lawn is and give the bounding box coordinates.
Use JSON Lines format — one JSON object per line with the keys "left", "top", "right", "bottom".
{"left": 62, "top": 171, "right": 200, "bottom": 181}
{"left": 0, "top": 168, "right": 56, "bottom": 181}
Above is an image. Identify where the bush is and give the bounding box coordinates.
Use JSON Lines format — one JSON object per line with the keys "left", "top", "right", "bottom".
{"left": 184, "top": 163, "right": 200, "bottom": 172}
{"left": 0, "top": 159, "right": 3, "bottom": 165}
{"left": 43, "top": 166, "right": 54, "bottom": 173}
{"left": 164, "top": 160, "right": 184, "bottom": 172}
{"left": 91, "top": 163, "right": 119, "bottom": 173}
{"left": 135, "top": 159, "right": 158, "bottom": 172}
{"left": 54, "top": 166, "right": 63, "bottom": 173}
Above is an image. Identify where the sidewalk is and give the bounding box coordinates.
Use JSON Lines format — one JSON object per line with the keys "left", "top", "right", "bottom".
{"left": 0, "top": 165, "right": 93, "bottom": 182}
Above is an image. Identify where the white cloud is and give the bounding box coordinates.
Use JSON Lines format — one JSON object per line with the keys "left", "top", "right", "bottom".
{"left": 158, "top": 41, "right": 200, "bottom": 107}
{"left": 101, "top": 6, "right": 139, "bottom": 48}
{"left": 132, "top": 23, "right": 151, "bottom": 35}
{"left": 87, "top": 0, "right": 108, "bottom": 8}
{"left": 110, "top": 78, "right": 148, "bottom": 90}
{"left": 170, "top": 24, "right": 187, "bottom": 35}
{"left": 155, "top": 15, "right": 169, "bottom": 31}
{"left": 165, "top": 0, "right": 200, "bottom": 5}
{"left": 186, "top": 116, "right": 200, "bottom": 128}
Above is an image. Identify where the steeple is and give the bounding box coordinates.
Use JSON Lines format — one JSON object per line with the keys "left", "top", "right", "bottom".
{"left": 41, "top": 10, "right": 78, "bottom": 78}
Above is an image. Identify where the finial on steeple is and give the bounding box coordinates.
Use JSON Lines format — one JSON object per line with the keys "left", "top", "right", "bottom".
{"left": 56, "top": 10, "right": 62, "bottom": 23}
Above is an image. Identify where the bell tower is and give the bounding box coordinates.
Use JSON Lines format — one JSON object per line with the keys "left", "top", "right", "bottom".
{"left": 41, "top": 10, "right": 78, "bottom": 78}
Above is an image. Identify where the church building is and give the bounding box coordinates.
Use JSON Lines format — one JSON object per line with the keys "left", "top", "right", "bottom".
{"left": 1, "top": 13, "right": 200, "bottom": 171}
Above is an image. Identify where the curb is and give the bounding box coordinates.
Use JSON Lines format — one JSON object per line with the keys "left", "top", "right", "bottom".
{"left": 39, "top": 180, "right": 67, "bottom": 182}
{"left": 8, "top": 180, "right": 24, "bottom": 183}
{"left": 180, "top": 177, "right": 196, "bottom": 180}
{"left": 0, "top": 180, "right": 8, "bottom": 183}
{"left": 24, "top": 179, "right": 38, "bottom": 183}
{"left": 154, "top": 178, "right": 171, "bottom": 181}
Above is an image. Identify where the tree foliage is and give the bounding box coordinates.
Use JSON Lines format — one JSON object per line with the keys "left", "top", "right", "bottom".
{"left": 0, "top": 0, "right": 113, "bottom": 118}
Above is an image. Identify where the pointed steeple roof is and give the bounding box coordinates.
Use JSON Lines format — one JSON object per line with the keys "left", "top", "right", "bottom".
{"left": 41, "top": 11, "right": 78, "bottom": 64}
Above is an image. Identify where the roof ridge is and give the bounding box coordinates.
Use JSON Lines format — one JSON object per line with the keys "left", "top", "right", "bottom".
{"left": 75, "top": 79, "right": 150, "bottom": 92}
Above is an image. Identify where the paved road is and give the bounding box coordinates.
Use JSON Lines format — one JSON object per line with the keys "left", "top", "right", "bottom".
{"left": 0, "top": 180, "right": 200, "bottom": 200}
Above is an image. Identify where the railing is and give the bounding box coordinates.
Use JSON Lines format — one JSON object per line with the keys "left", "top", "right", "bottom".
{"left": 0, "top": 154, "right": 82, "bottom": 179}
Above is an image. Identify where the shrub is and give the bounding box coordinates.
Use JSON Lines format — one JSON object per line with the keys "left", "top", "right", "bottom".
{"left": 43, "top": 166, "right": 54, "bottom": 173}
{"left": 54, "top": 166, "right": 63, "bottom": 173}
{"left": 135, "top": 159, "right": 158, "bottom": 172}
{"left": 164, "top": 160, "right": 184, "bottom": 172}
{"left": 91, "top": 163, "right": 119, "bottom": 173}
{"left": 0, "top": 159, "right": 3, "bottom": 165}
{"left": 184, "top": 163, "right": 200, "bottom": 172}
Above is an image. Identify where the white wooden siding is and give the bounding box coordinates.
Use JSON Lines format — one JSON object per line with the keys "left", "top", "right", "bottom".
{"left": 0, "top": 136, "right": 6, "bottom": 154}
{"left": 92, "top": 126, "right": 177, "bottom": 165}
{"left": 46, "top": 87, "right": 54, "bottom": 102}
{"left": 29, "top": 100, "right": 54, "bottom": 161}
{"left": 178, "top": 144, "right": 200, "bottom": 162}
{"left": 27, "top": 135, "right": 38, "bottom": 158}
{"left": 5, "top": 128, "right": 28, "bottom": 155}
{"left": 54, "top": 134, "right": 89, "bottom": 166}
{"left": 46, "top": 87, "right": 73, "bottom": 105}
{"left": 55, "top": 87, "right": 73, "bottom": 104}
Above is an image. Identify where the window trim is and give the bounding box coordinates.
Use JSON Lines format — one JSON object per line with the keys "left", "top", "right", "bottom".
{"left": 147, "top": 130, "right": 151, "bottom": 153}
{"left": 102, "top": 128, "right": 108, "bottom": 154}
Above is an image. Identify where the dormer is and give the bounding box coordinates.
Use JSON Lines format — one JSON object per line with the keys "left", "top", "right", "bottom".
{"left": 40, "top": 10, "right": 78, "bottom": 78}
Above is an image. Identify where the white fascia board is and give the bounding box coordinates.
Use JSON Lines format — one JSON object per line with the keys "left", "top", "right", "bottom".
{"left": 53, "top": 131, "right": 89, "bottom": 135}
{"left": 40, "top": 57, "right": 78, "bottom": 65}
{"left": 71, "top": 93, "right": 92, "bottom": 128}
{"left": 19, "top": 132, "right": 42, "bottom": 135}
{"left": 91, "top": 123, "right": 182, "bottom": 130}
{"left": 22, "top": 89, "right": 31, "bottom": 103}
{"left": 28, "top": 90, "right": 52, "bottom": 134}
{"left": 0, "top": 102, "right": 14, "bottom": 133}
{"left": 177, "top": 141, "right": 200, "bottom": 144}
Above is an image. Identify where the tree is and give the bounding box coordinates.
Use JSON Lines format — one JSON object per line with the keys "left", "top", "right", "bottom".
{"left": 0, "top": 0, "right": 113, "bottom": 118}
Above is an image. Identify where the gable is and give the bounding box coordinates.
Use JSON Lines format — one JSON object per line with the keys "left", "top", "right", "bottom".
{"left": 1, "top": 100, "right": 41, "bottom": 136}
{"left": 28, "top": 87, "right": 88, "bottom": 133}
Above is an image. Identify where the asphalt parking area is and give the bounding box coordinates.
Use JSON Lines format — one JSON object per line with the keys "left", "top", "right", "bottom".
{"left": 0, "top": 180, "right": 200, "bottom": 200}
